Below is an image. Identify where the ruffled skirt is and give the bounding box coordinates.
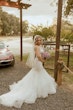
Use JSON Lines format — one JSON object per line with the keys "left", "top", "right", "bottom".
{"left": 0, "top": 58, "right": 57, "bottom": 108}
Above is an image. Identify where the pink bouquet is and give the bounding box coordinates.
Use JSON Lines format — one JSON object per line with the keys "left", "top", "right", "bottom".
{"left": 41, "top": 51, "right": 50, "bottom": 59}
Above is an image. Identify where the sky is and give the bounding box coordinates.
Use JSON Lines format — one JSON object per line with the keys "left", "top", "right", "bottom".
{"left": 2, "top": 0, "right": 73, "bottom": 26}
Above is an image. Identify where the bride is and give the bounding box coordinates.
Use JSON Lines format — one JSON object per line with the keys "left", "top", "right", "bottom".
{"left": 0, "top": 35, "right": 57, "bottom": 108}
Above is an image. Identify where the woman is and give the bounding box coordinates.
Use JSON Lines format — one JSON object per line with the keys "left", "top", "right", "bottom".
{"left": 0, "top": 35, "right": 57, "bottom": 108}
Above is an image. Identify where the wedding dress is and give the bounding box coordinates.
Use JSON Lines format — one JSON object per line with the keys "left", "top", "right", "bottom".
{"left": 0, "top": 45, "right": 57, "bottom": 108}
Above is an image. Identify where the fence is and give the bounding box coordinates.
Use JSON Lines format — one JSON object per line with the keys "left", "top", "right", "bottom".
{"left": 43, "top": 42, "right": 71, "bottom": 72}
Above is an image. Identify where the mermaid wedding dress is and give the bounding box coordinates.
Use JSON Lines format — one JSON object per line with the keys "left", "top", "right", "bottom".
{"left": 0, "top": 46, "right": 57, "bottom": 108}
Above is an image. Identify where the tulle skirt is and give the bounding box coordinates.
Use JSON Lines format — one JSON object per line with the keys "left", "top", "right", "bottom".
{"left": 0, "top": 58, "right": 57, "bottom": 108}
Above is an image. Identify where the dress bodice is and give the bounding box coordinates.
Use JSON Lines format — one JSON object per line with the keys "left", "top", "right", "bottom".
{"left": 39, "top": 46, "right": 44, "bottom": 54}
{"left": 33, "top": 46, "right": 45, "bottom": 70}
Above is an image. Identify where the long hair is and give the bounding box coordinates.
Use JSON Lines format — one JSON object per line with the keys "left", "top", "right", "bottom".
{"left": 34, "top": 35, "right": 42, "bottom": 44}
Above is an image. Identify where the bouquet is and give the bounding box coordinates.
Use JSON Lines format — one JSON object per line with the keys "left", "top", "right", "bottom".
{"left": 41, "top": 51, "right": 50, "bottom": 60}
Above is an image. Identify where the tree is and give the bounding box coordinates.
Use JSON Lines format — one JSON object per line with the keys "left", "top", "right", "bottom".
{"left": 65, "top": 0, "right": 73, "bottom": 16}
{"left": 30, "top": 24, "right": 54, "bottom": 40}
{"left": 61, "top": 20, "right": 73, "bottom": 43}
{"left": 41, "top": 27, "right": 54, "bottom": 40}
{"left": 64, "top": 32, "right": 73, "bottom": 43}
{"left": 1, "top": 11, "right": 10, "bottom": 35}
{"left": 22, "top": 20, "right": 29, "bottom": 34}
{"left": 0, "top": 7, "right": 29, "bottom": 36}
{"left": 30, "top": 25, "right": 43, "bottom": 36}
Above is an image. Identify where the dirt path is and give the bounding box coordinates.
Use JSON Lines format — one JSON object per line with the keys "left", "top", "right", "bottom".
{"left": 0, "top": 59, "right": 73, "bottom": 110}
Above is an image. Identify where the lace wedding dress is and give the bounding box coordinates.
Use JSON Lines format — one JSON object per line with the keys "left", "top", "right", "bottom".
{"left": 0, "top": 46, "right": 57, "bottom": 108}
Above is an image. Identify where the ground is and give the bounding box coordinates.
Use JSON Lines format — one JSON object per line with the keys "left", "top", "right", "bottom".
{"left": 0, "top": 58, "right": 73, "bottom": 110}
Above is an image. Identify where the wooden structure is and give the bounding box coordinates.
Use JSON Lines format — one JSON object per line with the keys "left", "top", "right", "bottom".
{"left": 0, "top": 0, "right": 31, "bottom": 9}
{"left": 57, "top": 59, "right": 64, "bottom": 86}
{"left": 54, "top": 0, "right": 63, "bottom": 81}
{"left": 0, "top": 0, "right": 31, "bottom": 61}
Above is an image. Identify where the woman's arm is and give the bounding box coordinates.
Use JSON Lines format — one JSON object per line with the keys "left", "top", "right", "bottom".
{"left": 34, "top": 46, "right": 45, "bottom": 62}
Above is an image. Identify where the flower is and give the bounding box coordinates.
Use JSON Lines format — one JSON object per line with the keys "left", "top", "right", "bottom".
{"left": 41, "top": 51, "right": 50, "bottom": 59}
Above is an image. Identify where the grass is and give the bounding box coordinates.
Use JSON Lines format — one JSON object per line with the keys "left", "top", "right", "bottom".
{"left": 44, "top": 51, "right": 73, "bottom": 85}
{"left": 15, "top": 54, "right": 29, "bottom": 62}
{"left": 63, "top": 73, "right": 73, "bottom": 84}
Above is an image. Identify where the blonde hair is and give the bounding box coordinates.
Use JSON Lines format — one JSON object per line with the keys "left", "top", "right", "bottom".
{"left": 34, "top": 35, "right": 42, "bottom": 43}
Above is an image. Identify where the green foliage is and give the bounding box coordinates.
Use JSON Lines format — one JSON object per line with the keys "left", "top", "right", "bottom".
{"left": 31, "top": 25, "right": 43, "bottom": 36}
{"left": 0, "top": 7, "right": 28, "bottom": 36}
{"left": 31, "top": 25, "right": 54, "bottom": 40}
{"left": 31, "top": 19, "right": 73, "bottom": 43}
{"left": 22, "top": 21, "right": 29, "bottom": 34}
{"left": 61, "top": 20, "right": 73, "bottom": 43}
{"left": 64, "top": 32, "right": 73, "bottom": 43}
{"left": 41, "top": 28, "right": 49, "bottom": 38}
{"left": 34, "top": 30, "right": 42, "bottom": 36}
{"left": 65, "top": 0, "right": 73, "bottom": 16}
{"left": 41, "top": 27, "right": 54, "bottom": 40}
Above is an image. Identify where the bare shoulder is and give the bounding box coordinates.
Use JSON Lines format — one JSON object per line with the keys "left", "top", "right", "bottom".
{"left": 34, "top": 45, "right": 39, "bottom": 50}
